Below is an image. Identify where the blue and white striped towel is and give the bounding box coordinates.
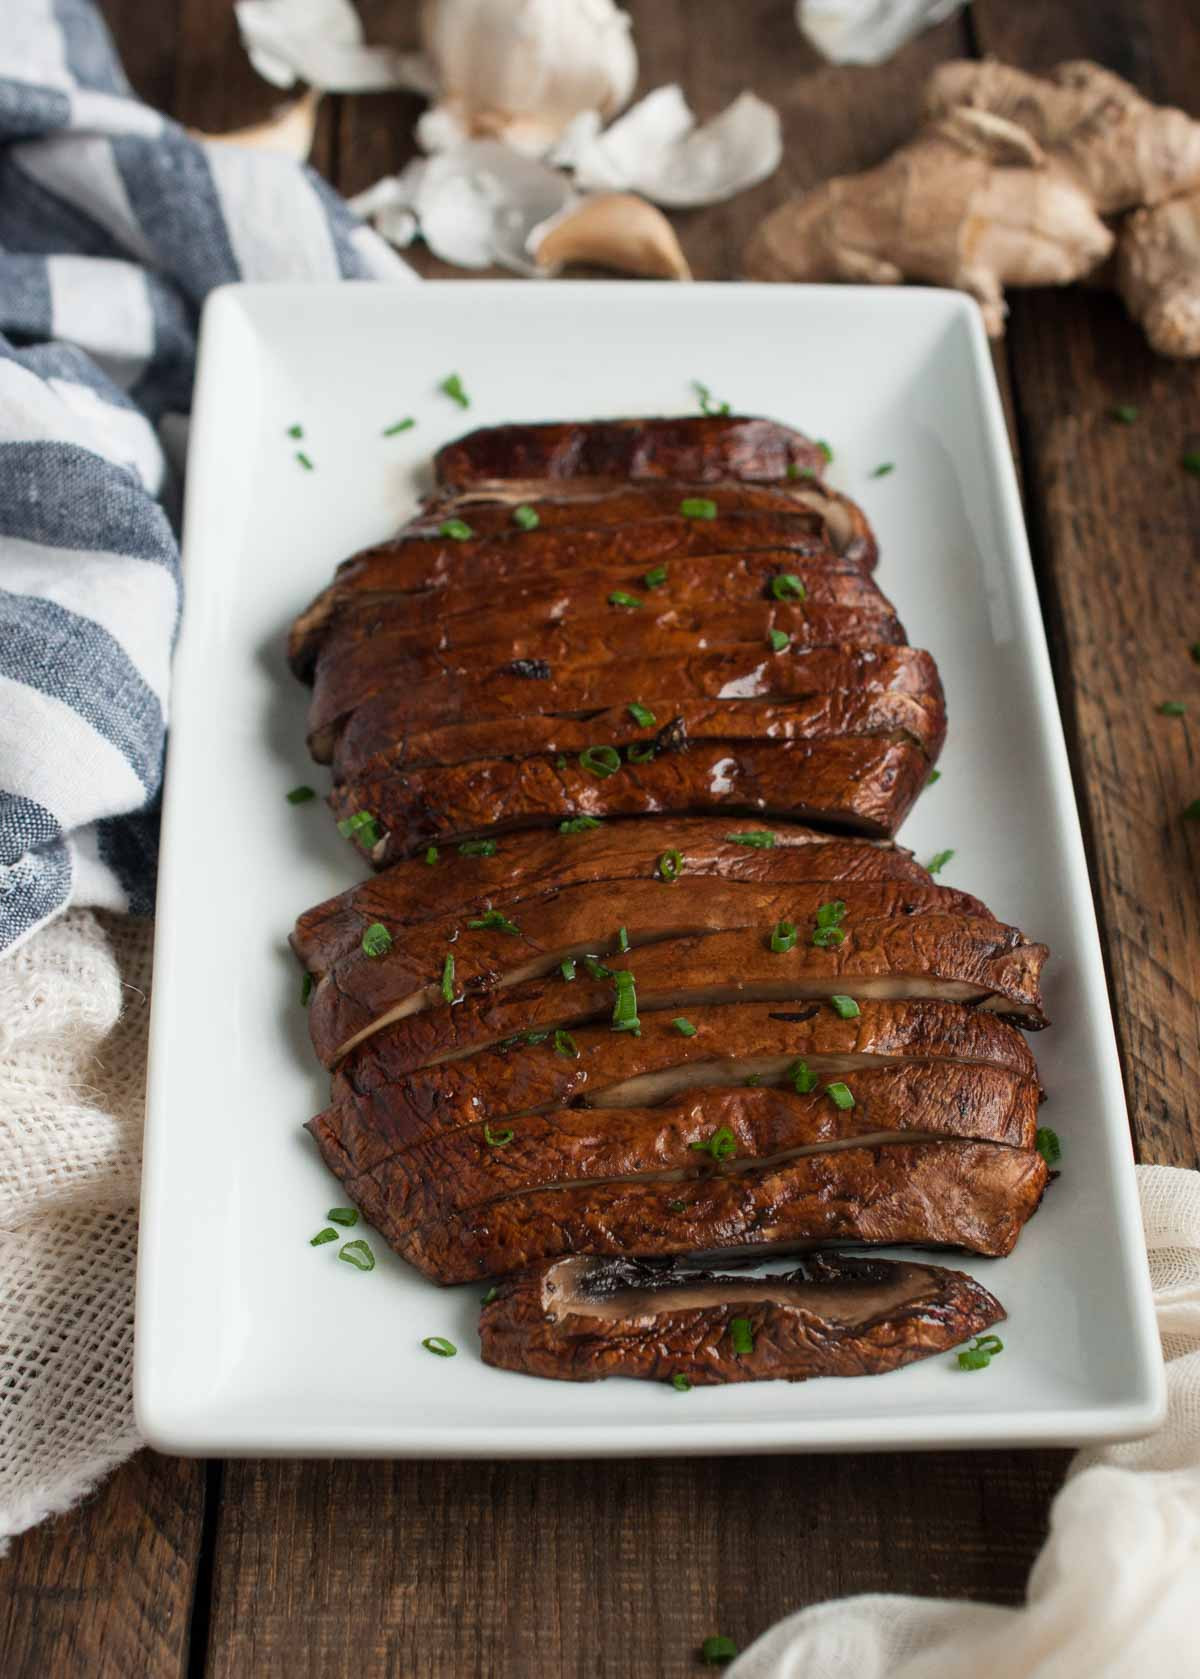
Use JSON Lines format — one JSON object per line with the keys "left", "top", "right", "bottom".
{"left": 0, "top": 0, "right": 414, "bottom": 955}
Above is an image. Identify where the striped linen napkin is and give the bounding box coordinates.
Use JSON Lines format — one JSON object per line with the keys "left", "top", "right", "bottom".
{"left": 0, "top": 0, "right": 413, "bottom": 956}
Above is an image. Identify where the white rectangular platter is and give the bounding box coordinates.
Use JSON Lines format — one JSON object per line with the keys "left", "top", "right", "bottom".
{"left": 135, "top": 281, "right": 1164, "bottom": 1456}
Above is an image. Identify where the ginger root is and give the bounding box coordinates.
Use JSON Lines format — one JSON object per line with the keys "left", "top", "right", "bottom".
{"left": 743, "top": 107, "right": 1113, "bottom": 336}
{"left": 1117, "top": 191, "right": 1200, "bottom": 357}
{"left": 925, "top": 59, "right": 1200, "bottom": 216}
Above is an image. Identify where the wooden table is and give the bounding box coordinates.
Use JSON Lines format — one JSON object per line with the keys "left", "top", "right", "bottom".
{"left": 3, "top": 2, "right": 1197, "bottom": 1673}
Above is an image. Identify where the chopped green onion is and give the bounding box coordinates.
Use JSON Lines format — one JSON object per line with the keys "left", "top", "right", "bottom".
{"left": 680, "top": 497, "right": 717, "bottom": 520}
{"left": 617, "top": 925, "right": 630, "bottom": 953}
{"left": 438, "top": 372, "right": 470, "bottom": 408}
{"left": 309, "top": 1227, "right": 336, "bottom": 1246}
{"left": 672, "top": 1017, "right": 698, "bottom": 1037}
{"left": 812, "top": 920, "right": 846, "bottom": 948}
{"left": 690, "top": 1124, "right": 736, "bottom": 1162}
{"left": 671, "top": 1373, "right": 693, "bottom": 1392}
{"left": 668, "top": 1199, "right": 686, "bottom": 1212}
{"left": 730, "top": 1318, "right": 754, "bottom": 1355}
{"left": 483, "top": 1122, "right": 515, "bottom": 1147}
{"left": 768, "top": 628, "right": 790, "bottom": 653}
{"left": 382, "top": 417, "right": 416, "bottom": 436}
{"left": 789, "top": 1058, "right": 818, "bottom": 1094}
{"left": 512, "top": 504, "right": 539, "bottom": 529}
{"left": 816, "top": 900, "right": 846, "bottom": 929}
{"left": 1110, "top": 404, "right": 1139, "bottom": 424}
{"left": 927, "top": 768, "right": 941, "bottom": 784}
{"left": 441, "top": 952, "right": 455, "bottom": 1003}
{"left": 830, "top": 995, "right": 860, "bottom": 1019}
{"left": 481, "top": 1286, "right": 500, "bottom": 1305}
{"left": 1184, "top": 800, "right": 1200, "bottom": 821}
{"left": 560, "top": 958, "right": 577, "bottom": 981}
{"left": 825, "top": 1081, "right": 855, "bottom": 1110}
{"left": 554, "top": 1029, "right": 579, "bottom": 1058}
{"left": 612, "top": 969, "right": 641, "bottom": 1035}
{"left": 524, "top": 1030, "right": 550, "bottom": 1044}
{"left": 439, "top": 518, "right": 474, "bottom": 541}
{"left": 726, "top": 831, "right": 775, "bottom": 848}
{"left": 628, "top": 702, "right": 657, "bottom": 728}
{"left": 769, "top": 919, "right": 797, "bottom": 953}
{"left": 422, "top": 1335, "right": 458, "bottom": 1356}
{"left": 338, "top": 1239, "right": 375, "bottom": 1271}
{"left": 786, "top": 462, "right": 816, "bottom": 480}
{"left": 744, "top": 1074, "right": 762, "bottom": 1088}
{"left": 287, "top": 423, "right": 303, "bottom": 439}
{"left": 870, "top": 462, "right": 895, "bottom": 477}
{"left": 301, "top": 971, "right": 313, "bottom": 1007}
{"left": 693, "top": 380, "right": 730, "bottom": 416}
{"left": 701, "top": 1635, "right": 738, "bottom": 1665}
{"left": 338, "top": 810, "right": 381, "bottom": 848}
{"left": 584, "top": 956, "right": 612, "bottom": 980}
{"left": 328, "top": 1207, "right": 359, "bottom": 1227}
{"left": 608, "top": 589, "right": 642, "bottom": 609}
{"left": 626, "top": 742, "right": 656, "bottom": 764}
{"left": 643, "top": 564, "right": 669, "bottom": 589}
{"left": 1159, "top": 701, "right": 1186, "bottom": 716}
{"left": 459, "top": 838, "right": 498, "bottom": 856}
{"left": 286, "top": 784, "right": 315, "bottom": 804}
{"left": 561, "top": 814, "right": 602, "bottom": 833}
{"left": 1183, "top": 452, "right": 1200, "bottom": 478}
{"left": 295, "top": 451, "right": 314, "bottom": 471}
{"left": 957, "top": 1333, "right": 1004, "bottom": 1371}
{"left": 769, "top": 572, "right": 806, "bottom": 601}
{"left": 362, "top": 922, "right": 392, "bottom": 958}
{"left": 816, "top": 439, "right": 833, "bottom": 463}
{"left": 926, "top": 849, "right": 955, "bottom": 875}
{"left": 1036, "top": 1126, "right": 1062, "bottom": 1166}
{"left": 468, "top": 909, "right": 520, "bottom": 935}
{"left": 656, "top": 848, "right": 683, "bottom": 883}
{"left": 424, "top": 845, "right": 439, "bottom": 865}
{"left": 581, "top": 744, "right": 622, "bottom": 778}
{"left": 1191, "top": 644, "right": 1200, "bottom": 665}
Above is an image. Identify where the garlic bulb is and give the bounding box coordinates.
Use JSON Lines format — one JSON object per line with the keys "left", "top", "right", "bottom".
{"left": 418, "top": 0, "right": 638, "bottom": 156}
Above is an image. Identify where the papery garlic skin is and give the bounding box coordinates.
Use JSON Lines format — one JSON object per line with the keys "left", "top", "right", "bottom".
{"left": 419, "top": 0, "right": 637, "bottom": 155}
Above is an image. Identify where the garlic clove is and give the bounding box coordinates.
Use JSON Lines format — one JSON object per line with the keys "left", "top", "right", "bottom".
{"left": 194, "top": 88, "right": 321, "bottom": 159}
{"left": 530, "top": 192, "right": 691, "bottom": 279}
{"left": 235, "top": 0, "right": 432, "bottom": 93}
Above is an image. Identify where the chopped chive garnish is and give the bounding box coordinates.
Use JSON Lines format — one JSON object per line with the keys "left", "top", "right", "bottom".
{"left": 626, "top": 742, "right": 656, "bottom": 764}
{"left": 812, "top": 899, "right": 847, "bottom": 948}
{"left": 957, "top": 1333, "right": 1004, "bottom": 1371}
{"left": 301, "top": 972, "right": 314, "bottom": 1010}
{"left": 439, "top": 518, "right": 474, "bottom": 541}
{"left": 816, "top": 439, "right": 833, "bottom": 463}
{"left": 690, "top": 1124, "right": 736, "bottom": 1162}
{"left": 830, "top": 995, "right": 860, "bottom": 1019}
{"left": 362, "top": 922, "right": 392, "bottom": 958}
{"left": 730, "top": 1318, "right": 754, "bottom": 1355}
{"left": 680, "top": 496, "right": 717, "bottom": 520}
{"left": 611, "top": 969, "right": 641, "bottom": 1035}
{"left": 459, "top": 838, "right": 498, "bottom": 856}
{"left": 1184, "top": 800, "right": 1200, "bottom": 821}
{"left": 481, "top": 1286, "right": 500, "bottom": 1305}
{"left": 769, "top": 919, "right": 798, "bottom": 953}
{"left": 441, "top": 952, "right": 455, "bottom": 1003}
{"left": 726, "top": 830, "right": 775, "bottom": 848}
{"left": 295, "top": 451, "right": 314, "bottom": 470}
{"left": 524, "top": 1030, "right": 550, "bottom": 1044}
{"left": 584, "top": 956, "right": 612, "bottom": 980}
{"left": 656, "top": 848, "right": 683, "bottom": 883}
{"left": 580, "top": 744, "right": 622, "bottom": 778}
{"left": 382, "top": 417, "right": 416, "bottom": 436}
{"left": 871, "top": 462, "right": 895, "bottom": 477}
{"left": 643, "top": 564, "right": 669, "bottom": 589}
{"left": 671, "top": 1373, "right": 693, "bottom": 1392}
{"left": 768, "top": 628, "right": 790, "bottom": 653}
{"left": 617, "top": 925, "right": 630, "bottom": 953}
{"left": 1183, "top": 451, "right": 1200, "bottom": 478}
{"left": 560, "top": 958, "right": 578, "bottom": 982}
{"left": 926, "top": 849, "right": 955, "bottom": 875}
{"left": 770, "top": 572, "right": 806, "bottom": 601}
{"left": 483, "top": 1121, "right": 515, "bottom": 1146}
{"left": 310, "top": 1227, "right": 337, "bottom": 1246}
{"left": 744, "top": 1074, "right": 762, "bottom": 1087}
{"left": 927, "top": 768, "right": 941, "bottom": 784}
{"left": 789, "top": 1058, "right": 818, "bottom": 1094}
{"left": 693, "top": 380, "right": 730, "bottom": 416}
{"left": 668, "top": 1198, "right": 686, "bottom": 1212}
{"left": 1110, "top": 404, "right": 1138, "bottom": 424}
{"left": 328, "top": 1207, "right": 359, "bottom": 1226}
{"left": 438, "top": 372, "right": 469, "bottom": 408}
{"left": 701, "top": 1634, "right": 738, "bottom": 1665}
{"left": 628, "top": 702, "right": 657, "bottom": 728}
{"left": 561, "top": 814, "right": 602, "bottom": 832}
{"left": 1036, "top": 1126, "right": 1062, "bottom": 1166}
{"left": 511, "top": 503, "right": 539, "bottom": 529}
{"left": 468, "top": 909, "right": 520, "bottom": 935}
{"left": 338, "top": 809, "right": 381, "bottom": 848}
{"left": 825, "top": 1081, "right": 855, "bottom": 1110}
{"left": 338, "top": 1238, "right": 375, "bottom": 1271}
{"left": 672, "top": 1017, "right": 698, "bottom": 1036}
{"left": 286, "top": 784, "right": 315, "bottom": 804}
{"left": 608, "top": 589, "right": 642, "bottom": 609}
{"left": 425, "top": 845, "right": 439, "bottom": 865}
{"left": 422, "top": 1335, "right": 457, "bottom": 1356}
{"left": 1159, "top": 701, "right": 1186, "bottom": 716}
{"left": 786, "top": 462, "right": 816, "bottom": 480}
{"left": 287, "top": 423, "right": 304, "bottom": 439}
{"left": 554, "top": 1028, "right": 579, "bottom": 1058}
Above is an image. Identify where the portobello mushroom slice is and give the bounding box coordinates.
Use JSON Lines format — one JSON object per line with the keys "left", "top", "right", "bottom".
{"left": 478, "top": 1251, "right": 1005, "bottom": 1385}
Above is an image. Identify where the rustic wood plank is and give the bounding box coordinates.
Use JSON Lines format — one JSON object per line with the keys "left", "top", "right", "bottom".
{"left": 971, "top": 0, "right": 1200, "bottom": 1167}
